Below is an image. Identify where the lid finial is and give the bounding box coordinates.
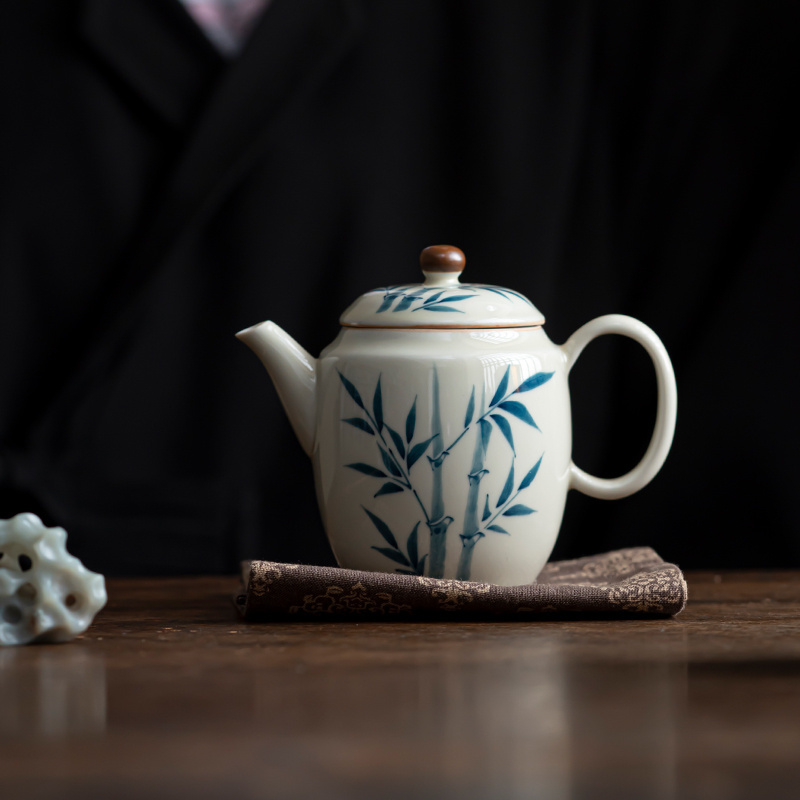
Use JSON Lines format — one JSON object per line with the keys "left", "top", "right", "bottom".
{"left": 420, "top": 244, "right": 465, "bottom": 273}
{"left": 420, "top": 245, "right": 465, "bottom": 286}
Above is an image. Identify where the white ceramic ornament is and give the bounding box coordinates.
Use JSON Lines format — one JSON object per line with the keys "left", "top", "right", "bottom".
{"left": 237, "top": 245, "right": 678, "bottom": 586}
{"left": 0, "top": 513, "right": 107, "bottom": 645}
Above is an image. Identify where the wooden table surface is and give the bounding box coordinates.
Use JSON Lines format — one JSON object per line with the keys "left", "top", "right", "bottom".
{"left": 2, "top": 571, "right": 799, "bottom": 800}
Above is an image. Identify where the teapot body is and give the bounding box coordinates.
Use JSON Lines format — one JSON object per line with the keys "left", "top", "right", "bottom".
{"left": 314, "top": 326, "right": 570, "bottom": 585}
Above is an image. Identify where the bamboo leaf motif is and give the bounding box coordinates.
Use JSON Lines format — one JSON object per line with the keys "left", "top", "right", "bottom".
{"left": 377, "top": 287, "right": 495, "bottom": 314}
{"left": 422, "top": 291, "right": 445, "bottom": 306}
{"left": 477, "top": 286, "right": 532, "bottom": 303}
{"left": 515, "top": 371, "right": 555, "bottom": 393}
{"left": 376, "top": 288, "right": 431, "bottom": 314}
{"left": 386, "top": 425, "right": 406, "bottom": 459}
{"left": 371, "top": 546, "right": 411, "bottom": 567}
{"left": 503, "top": 504, "right": 536, "bottom": 516}
{"left": 490, "top": 413, "right": 515, "bottom": 453}
{"left": 338, "top": 371, "right": 365, "bottom": 409}
{"left": 346, "top": 463, "right": 386, "bottom": 478}
{"left": 481, "top": 287, "right": 513, "bottom": 300}
{"left": 407, "top": 434, "right": 439, "bottom": 469}
{"left": 342, "top": 417, "right": 374, "bottom": 435}
{"left": 374, "top": 482, "right": 405, "bottom": 498}
{"left": 415, "top": 293, "right": 475, "bottom": 311}
{"left": 417, "top": 554, "right": 428, "bottom": 575}
{"left": 363, "top": 507, "right": 399, "bottom": 549}
{"left": 464, "top": 387, "right": 475, "bottom": 427}
{"left": 490, "top": 366, "right": 511, "bottom": 407}
{"left": 498, "top": 463, "right": 515, "bottom": 507}
{"left": 482, "top": 494, "right": 491, "bottom": 521}
{"left": 487, "top": 524, "right": 509, "bottom": 534}
{"left": 379, "top": 445, "right": 402, "bottom": 477}
{"left": 407, "top": 522, "right": 420, "bottom": 569}
{"left": 519, "top": 455, "right": 543, "bottom": 491}
{"left": 380, "top": 287, "right": 480, "bottom": 314}
{"left": 373, "top": 377, "right": 384, "bottom": 432}
{"left": 405, "top": 397, "right": 417, "bottom": 443}
{"left": 377, "top": 294, "right": 398, "bottom": 313}
{"left": 498, "top": 400, "right": 540, "bottom": 430}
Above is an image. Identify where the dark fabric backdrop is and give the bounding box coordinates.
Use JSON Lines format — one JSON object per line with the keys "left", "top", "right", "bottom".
{"left": 1, "top": 0, "right": 798, "bottom": 575}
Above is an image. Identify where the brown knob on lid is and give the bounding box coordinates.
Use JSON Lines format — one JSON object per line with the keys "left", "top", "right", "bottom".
{"left": 420, "top": 245, "right": 465, "bottom": 273}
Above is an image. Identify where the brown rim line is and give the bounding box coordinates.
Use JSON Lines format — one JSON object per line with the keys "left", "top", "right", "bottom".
{"left": 340, "top": 322, "right": 544, "bottom": 331}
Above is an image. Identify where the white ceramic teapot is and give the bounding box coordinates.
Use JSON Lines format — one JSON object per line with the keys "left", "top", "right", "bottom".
{"left": 237, "top": 245, "right": 677, "bottom": 585}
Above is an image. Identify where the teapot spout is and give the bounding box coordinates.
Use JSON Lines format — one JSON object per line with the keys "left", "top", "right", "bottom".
{"left": 235, "top": 321, "right": 317, "bottom": 457}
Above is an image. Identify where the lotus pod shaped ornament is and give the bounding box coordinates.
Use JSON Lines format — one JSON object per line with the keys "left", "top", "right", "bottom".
{"left": 0, "top": 513, "right": 107, "bottom": 646}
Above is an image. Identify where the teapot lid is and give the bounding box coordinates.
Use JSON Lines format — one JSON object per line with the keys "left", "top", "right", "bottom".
{"left": 339, "top": 245, "right": 545, "bottom": 329}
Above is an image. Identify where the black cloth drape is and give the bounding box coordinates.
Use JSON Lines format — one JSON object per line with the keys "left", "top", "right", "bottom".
{"left": 1, "top": 0, "right": 798, "bottom": 574}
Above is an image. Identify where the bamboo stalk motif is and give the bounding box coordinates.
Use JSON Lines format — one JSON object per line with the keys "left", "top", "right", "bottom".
{"left": 426, "top": 367, "right": 451, "bottom": 578}
{"left": 456, "top": 389, "right": 490, "bottom": 581}
{"left": 338, "top": 365, "right": 553, "bottom": 580}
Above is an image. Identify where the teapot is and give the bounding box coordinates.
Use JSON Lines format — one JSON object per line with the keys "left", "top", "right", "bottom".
{"left": 236, "top": 245, "right": 677, "bottom": 585}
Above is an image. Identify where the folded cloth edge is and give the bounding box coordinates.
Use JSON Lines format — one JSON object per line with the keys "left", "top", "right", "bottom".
{"left": 236, "top": 547, "right": 687, "bottom": 620}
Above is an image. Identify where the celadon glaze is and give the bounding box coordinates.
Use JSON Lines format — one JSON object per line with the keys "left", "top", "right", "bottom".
{"left": 314, "top": 327, "right": 569, "bottom": 585}
{"left": 236, "top": 245, "right": 677, "bottom": 585}
{"left": 0, "top": 513, "right": 107, "bottom": 646}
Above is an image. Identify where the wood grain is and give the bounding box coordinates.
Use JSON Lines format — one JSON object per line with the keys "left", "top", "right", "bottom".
{"left": 2, "top": 572, "right": 800, "bottom": 799}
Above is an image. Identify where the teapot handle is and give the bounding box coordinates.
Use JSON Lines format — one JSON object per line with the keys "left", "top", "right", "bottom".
{"left": 561, "top": 314, "right": 677, "bottom": 499}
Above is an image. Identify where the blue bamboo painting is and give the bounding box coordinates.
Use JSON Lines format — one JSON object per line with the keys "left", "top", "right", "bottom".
{"left": 375, "top": 285, "right": 535, "bottom": 314}
{"left": 339, "top": 364, "right": 553, "bottom": 580}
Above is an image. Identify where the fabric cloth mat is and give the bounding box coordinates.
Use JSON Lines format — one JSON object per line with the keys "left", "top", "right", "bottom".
{"left": 235, "top": 547, "right": 687, "bottom": 620}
